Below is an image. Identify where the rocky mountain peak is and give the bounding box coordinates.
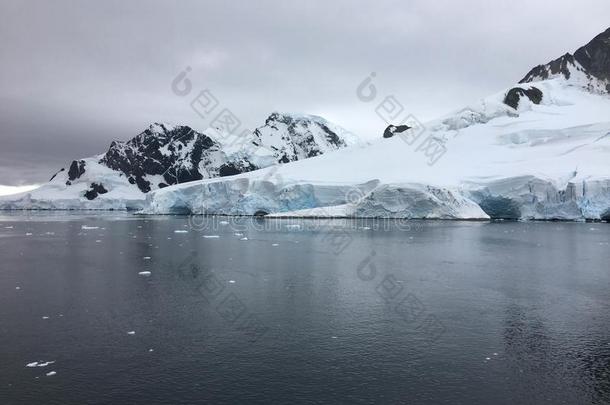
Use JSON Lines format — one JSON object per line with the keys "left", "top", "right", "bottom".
{"left": 253, "top": 112, "right": 355, "bottom": 164}
{"left": 100, "top": 124, "right": 221, "bottom": 192}
{"left": 519, "top": 27, "right": 610, "bottom": 93}
{"left": 43, "top": 113, "right": 359, "bottom": 200}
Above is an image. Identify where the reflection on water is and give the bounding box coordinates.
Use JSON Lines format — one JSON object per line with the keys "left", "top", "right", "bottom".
{"left": 0, "top": 214, "right": 608, "bottom": 404}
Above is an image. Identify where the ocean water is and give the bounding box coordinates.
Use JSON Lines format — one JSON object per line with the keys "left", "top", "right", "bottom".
{"left": 1, "top": 213, "right": 609, "bottom": 404}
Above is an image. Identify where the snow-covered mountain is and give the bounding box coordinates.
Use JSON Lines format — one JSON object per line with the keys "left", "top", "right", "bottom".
{"left": 519, "top": 27, "right": 610, "bottom": 94}
{"left": 3, "top": 28, "right": 610, "bottom": 220}
{"left": 250, "top": 112, "right": 360, "bottom": 163}
{"left": 0, "top": 113, "right": 361, "bottom": 209}
{"left": 142, "top": 28, "right": 610, "bottom": 221}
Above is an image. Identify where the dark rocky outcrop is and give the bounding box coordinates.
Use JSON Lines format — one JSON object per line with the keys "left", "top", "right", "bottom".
{"left": 47, "top": 114, "right": 358, "bottom": 197}
{"left": 383, "top": 124, "right": 411, "bottom": 139}
{"left": 67, "top": 160, "right": 86, "bottom": 182}
{"left": 49, "top": 168, "right": 65, "bottom": 182}
{"left": 252, "top": 112, "right": 352, "bottom": 164}
{"left": 100, "top": 124, "right": 227, "bottom": 192}
{"left": 503, "top": 86, "right": 543, "bottom": 109}
{"left": 520, "top": 27, "right": 610, "bottom": 91}
{"left": 84, "top": 182, "right": 108, "bottom": 200}
{"left": 573, "top": 28, "right": 610, "bottom": 82}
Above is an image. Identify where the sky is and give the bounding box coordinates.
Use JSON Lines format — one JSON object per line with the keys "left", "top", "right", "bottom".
{"left": 1, "top": 0, "right": 610, "bottom": 186}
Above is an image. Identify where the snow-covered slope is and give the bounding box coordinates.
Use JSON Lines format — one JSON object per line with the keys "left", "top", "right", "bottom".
{"left": 144, "top": 78, "right": 610, "bottom": 220}
{"left": 520, "top": 27, "right": 610, "bottom": 94}
{"left": 4, "top": 29, "right": 610, "bottom": 220}
{"left": 0, "top": 113, "right": 360, "bottom": 210}
{"left": 250, "top": 112, "right": 361, "bottom": 163}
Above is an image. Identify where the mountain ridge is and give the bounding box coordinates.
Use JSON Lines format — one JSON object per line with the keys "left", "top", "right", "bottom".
{"left": 519, "top": 27, "right": 610, "bottom": 93}
{"left": 2, "top": 28, "right": 610, "bottom": 219}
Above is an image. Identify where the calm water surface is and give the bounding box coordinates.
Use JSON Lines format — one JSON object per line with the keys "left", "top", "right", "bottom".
{"left": 0, "top": 213, "right": 609, "bottom": 404}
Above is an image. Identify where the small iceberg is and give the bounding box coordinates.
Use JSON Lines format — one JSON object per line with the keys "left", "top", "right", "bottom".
{"left": 26, "top": 361, "right": 55, "bottom": 368}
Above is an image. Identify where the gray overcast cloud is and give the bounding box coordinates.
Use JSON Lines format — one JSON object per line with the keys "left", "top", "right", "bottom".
{"left": 1, "top": 0, "right": 609, "bottom": 185}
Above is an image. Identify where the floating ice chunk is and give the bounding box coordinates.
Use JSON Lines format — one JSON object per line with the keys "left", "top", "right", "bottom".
{"left": 331, "top": 336, "right": 338, "bottom": 339}
{"left": 127, "top": 331, "right": 136, "bottom": 335}
{"left": 234, "top": 232, "right": 243, "bottom": 236}
{"left": 42, "top": 316, "right": 50, "bottom": 320}
{"left": 46, "top": 371, "right": 56, "bottom": 376}
{"left": 95, "top": 240, "right": 102, "bottom": 243}
{"left": 174, "top": 230, "right": 188, "bottom": 233}
{"left": 25, "top": 232, "right": 32, "bottom": 236}
{"left": 203, "top": 235, "right": 220, "bottom": 239}
{"left": 142, "top": 256, "right": 151, "bottom": 260}
{"left": 219, "top": 221, "right": 229, "bottom": 225}
{"left": 148, "top": 349, "right": 154, "bottom": 352}
{"left": 81, "top": 225, "right": 99, "bottom": 230}
{"left": 4, "top": 226, "right": 14, "bottom": 229}
{"left": 15, "top": 286, "right": 20, "bottom": 290}
{"left": 25, "top": 361, "right": 55, "bottom": 368}
{"left": 229, "top": 280, "right": 236, "bottom": 284}
{"left": 240, "top": 237, "right": 248, "bottom": 241}
{"left": 138, "top": 271, "right": 152, "bottom": 276}
{"left": 485, "top": 357, "right": 491, "bottom": 361}
{"left": 493, "top": 353, "right": 498, "bottom": 356}
{"left": 271, "top": 243, "right": 279, "bottom": 246}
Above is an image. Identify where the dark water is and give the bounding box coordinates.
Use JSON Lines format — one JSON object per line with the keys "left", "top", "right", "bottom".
{"left": 1, "top": 213, "right": 609, "bottom": 405}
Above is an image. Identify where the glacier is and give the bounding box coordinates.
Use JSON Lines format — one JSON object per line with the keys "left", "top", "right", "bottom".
{"left": 140, "top": 80, "right": 610, "bottom": 220}
{"left": 3, "top": 27, "right": 610, "bottom": 221}
{"left": 3, "top": 80, "right": 610, "bottom": 220}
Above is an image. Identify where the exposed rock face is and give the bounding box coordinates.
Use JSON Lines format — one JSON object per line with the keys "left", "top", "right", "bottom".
{"left": 251, "top": 112, "right": 356, "bottom": 163}
{"left": 100, "top": 123, "right": 244, "bottom": 192}
{"left": 520, "top": 53, "right": 576, "bottom": 83}
{"left": 84, "top": 183, "right": 108, "bottom": 200}
{"left": 503, "top": 86, "right": 543, "bottom": 109}
{"left": 42, "top": 113, "right": 359, "bottom": 197}
{"left": 383, "top": 124, "right": 411, "bottom": 138}
{"left": 520, "top": 27, "right": 610, "bottom": 92}
{"left": 49, "top": 168, "right": 65, "bottom": 182}
{"left": 67, "top": 160, "right": 86, "bottom": 183}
